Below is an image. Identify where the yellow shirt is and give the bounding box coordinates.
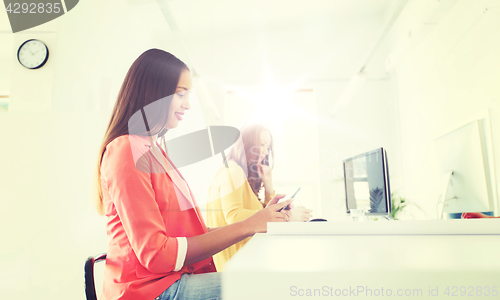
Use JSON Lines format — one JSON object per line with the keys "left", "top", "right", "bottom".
{"left": 206, "top": 160, "right": 275, "bottom": 270}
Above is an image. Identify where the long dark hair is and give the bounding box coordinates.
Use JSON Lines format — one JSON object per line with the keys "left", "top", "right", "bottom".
{"left": 226, "top": 123, "right": 274, "bottom": 200}
{"left": 93, "top": 49, "right": 189, "bottom": 215}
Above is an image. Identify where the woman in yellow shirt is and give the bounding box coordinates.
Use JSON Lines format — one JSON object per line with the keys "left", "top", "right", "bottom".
{"left": 206, "top": 123, "right": 312, "bottom": 270}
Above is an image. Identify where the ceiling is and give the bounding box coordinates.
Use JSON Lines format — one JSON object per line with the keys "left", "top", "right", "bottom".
{"left": 166, "top": 0, "right": 392, "bottom": 35}
{"left": 0, "top": 0, "right": 400, "bottom": 84}
{"left": 160, "top": 0, "right": 398, "bottom": 82}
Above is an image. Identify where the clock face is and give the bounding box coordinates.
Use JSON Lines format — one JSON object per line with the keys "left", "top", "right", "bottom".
{"left": 17, "top": 39, "right": 49, "bottom": 69}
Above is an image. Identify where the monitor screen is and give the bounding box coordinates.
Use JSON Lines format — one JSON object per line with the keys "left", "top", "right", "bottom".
{"left": 434, "top": 119, "right": 494, "bottom": 216}
{"left": 343, "top": 148, "right": 391, "bottom": 215}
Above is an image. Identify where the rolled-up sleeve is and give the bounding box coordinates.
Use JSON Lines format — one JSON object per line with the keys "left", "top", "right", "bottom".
{"left": 101, "top": 137, "right": 182, "bottom": 273}
{"left": 174, "top": 237, "right": 187, "bottom": 271}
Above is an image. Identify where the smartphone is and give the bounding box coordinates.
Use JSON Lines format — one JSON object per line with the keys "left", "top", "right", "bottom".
{"left": 277, "top": 187, "right": 301, "bottom": 212}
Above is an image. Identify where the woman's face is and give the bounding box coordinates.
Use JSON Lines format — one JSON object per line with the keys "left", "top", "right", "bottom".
{"left": 257, "top": 130, "right": 272, "bottom": 164}
{"left": 165, "top": 69, "right": 192, "bottom": 129}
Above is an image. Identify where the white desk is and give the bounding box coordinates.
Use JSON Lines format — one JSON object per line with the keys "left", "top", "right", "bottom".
{"left": 222, "top": 220, "right": 500, "bottom": 300}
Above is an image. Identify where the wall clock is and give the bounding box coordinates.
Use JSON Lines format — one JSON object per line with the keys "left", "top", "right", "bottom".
{"left": 17, "top": 39, "right": 49, "bottom": 69}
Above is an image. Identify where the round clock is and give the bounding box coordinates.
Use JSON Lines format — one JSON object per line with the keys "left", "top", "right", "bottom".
{"left": 17, "top": 39, "right": 49, "bottom": 69}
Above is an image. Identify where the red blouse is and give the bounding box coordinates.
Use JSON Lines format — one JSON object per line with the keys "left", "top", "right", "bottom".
{"left": 100, "top": 135, "right": 216, "bottom": 300}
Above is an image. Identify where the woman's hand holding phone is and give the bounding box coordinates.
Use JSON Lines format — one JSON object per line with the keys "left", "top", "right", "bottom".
{"left": 276, "top": 187, "right": 301, "bottom": 212}
{"left": 245, "top": 194, "right": 293, "bottom": 233}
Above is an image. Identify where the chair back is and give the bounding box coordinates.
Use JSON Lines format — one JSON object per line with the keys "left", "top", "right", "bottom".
{"left": 84, "top": 253, "right": 107, "bottom": 300}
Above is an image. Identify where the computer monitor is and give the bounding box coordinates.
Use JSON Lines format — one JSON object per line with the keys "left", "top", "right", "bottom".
{"left": 343, "top": 148, "right": 391, "bottom": 216}
{"left": 435, "top": 119, "right": 495, "bottom": 218}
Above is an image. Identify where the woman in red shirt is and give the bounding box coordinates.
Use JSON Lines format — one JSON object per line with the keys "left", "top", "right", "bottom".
{"left": 94, "top": 49, "right": 292, "bottom": 300}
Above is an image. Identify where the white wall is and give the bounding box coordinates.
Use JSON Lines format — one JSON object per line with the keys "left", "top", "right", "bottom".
{"left": 393, "top": 0, "right": 500, "bottom": 217}
{"left": 51, "top": 0, "right": 179, "bottom": 111}
{"left": 0, "top": 35, "right": 13, "bottom": 96}
{"left": 0, "top": 111, "right": 109, "bottom": 298}
{"left": 314, "top": 78, "right": 403, "bottom": 220}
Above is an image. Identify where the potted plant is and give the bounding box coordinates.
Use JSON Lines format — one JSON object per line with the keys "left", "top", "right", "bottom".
{"left": 390, "top": 193, "right": 426, "bottom": 220}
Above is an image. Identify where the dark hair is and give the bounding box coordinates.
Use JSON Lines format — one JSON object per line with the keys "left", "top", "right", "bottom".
{"left": 93, "top": 49, "right": 189, "bottom": 215}
{"left": 226, "top": 123, "right": 274, "bottom": 200}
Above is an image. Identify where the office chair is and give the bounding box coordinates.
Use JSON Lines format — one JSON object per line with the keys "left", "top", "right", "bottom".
{"left": 84, "top": 253, "right": 107, "bottom": 300}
